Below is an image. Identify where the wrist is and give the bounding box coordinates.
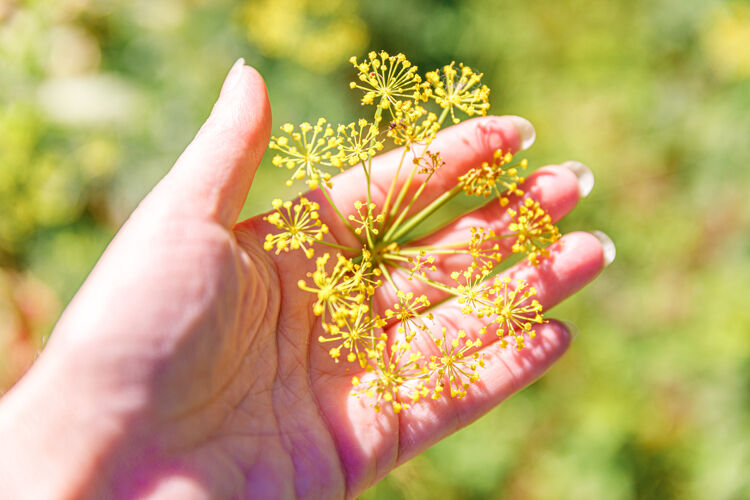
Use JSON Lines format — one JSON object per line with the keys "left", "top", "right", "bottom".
{"left": 0, "top": 342, "right": 124, "bottom": 499}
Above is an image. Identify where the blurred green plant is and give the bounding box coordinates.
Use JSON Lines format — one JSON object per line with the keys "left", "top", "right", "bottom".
{"left": 241, "top": 0, "right": 368, "bottom": 72}
{"left": 1, "top": 0, "right": 749, "bottom": 498}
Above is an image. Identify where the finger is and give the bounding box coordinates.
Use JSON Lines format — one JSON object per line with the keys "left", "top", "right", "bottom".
{"left": 373, "top": 163, "right": 588, "bottom": 312}
{"left": 149, "top": 59, "right": 272, "bottom": 227}
{"left": 396, "top": 320, "right": 572, "bottom": 464}
{"left": 313, "top": 115, "right": 535, "bottom": 244}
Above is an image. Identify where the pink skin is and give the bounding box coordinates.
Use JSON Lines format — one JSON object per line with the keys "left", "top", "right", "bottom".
{"left": 0, "top": 61, "right": 606, "bottom": 499}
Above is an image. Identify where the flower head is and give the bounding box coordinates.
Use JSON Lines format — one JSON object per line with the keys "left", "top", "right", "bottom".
{"left": 350, "top": 51, "right": 427, "bottom": 112}
{"left": 384, "top": 291, "right": 432, "bottom": 342}
{"left": 507, "top": 198, "right": 561, "bottom": 265}
{"left": 426, "top": 62, "right": 490, "bottom": 124}
{"left": 415, "top": 150, "right": 444, "bottom": 176}
{"left": 429, "top": 328, "right": 485, "bottom": 399}
{"left": 263, "top": 197, "right": 328, "bottom": 258}
{"left": 468, "top": 226, "right": 503, "bottom": 271}
{"left": 262, "top": 51, "right": 568, "bottom": 414}
{"left": 269, "top": 118, "right": 344, "bottom": 189}
{"left": 319, "top": 307, "right": 386, "bottom": 365}
{"left": 386, "top": 101, "right": 440, "bottom": 148}
{"left": 337, "top": 119, "right": 384, "bottom": 166}
{"left": 348, "top": 200, "right": 384, "bottom": 236}
{"left": 298, "top": 253, "right": 372, "bottom": 325}
{"left": 451, "top": 268, "right": 494, "bottom": 319}
{"left": 351, "top": 340, "right": 429, "bottom": 413}
{"left": 459, "top": 149, "right": 527, "bottom": 203}
{"left": 490, "top": 277, "right": 544, "bottom": 348}
{"left": 407, "top": 250, "right": 437, "bottom": 280}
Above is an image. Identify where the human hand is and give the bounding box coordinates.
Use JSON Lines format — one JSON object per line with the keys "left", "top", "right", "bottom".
{"left": 0, "top": 60, "right": 612, "bottom": 499}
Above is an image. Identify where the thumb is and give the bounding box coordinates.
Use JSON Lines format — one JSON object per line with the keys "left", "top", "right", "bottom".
{"left": 153, "top": 58, "right": 272, "bottom": 227}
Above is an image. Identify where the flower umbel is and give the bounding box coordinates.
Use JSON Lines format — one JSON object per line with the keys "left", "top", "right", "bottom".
{"left": 384, "top": 291, "right": 432, "bottom": 342}
{"left": 490, "top": 277, "right": 545, "bottom": 349}
{"left": 263, "top": 197, "right": 328, "bottom": 258}
{"left": 350, "top": 51, "right": 427, "bottom": 112}
{"left": 337, "top": 119, "right": 384, "bottom": 166}
{"left": 429, "top": 328, "right": 485, "bottom": 399}
{"left": 459, "top": 149, "right": 527, "bottom": 204}
{"left": 351, "top": 340, "right": 429, "bottom": 413}
{"left": 263, "top": 51, "right": 566, "bottom": 413}
{"left": 269, "top": 118, "right": 344, "bottom": 189}
{"left": 426, "top": 62, "right": 490, "bottom": 124}
{"left": 507, "top": 198, "right": 561, "bottom": 265}
{"left": 386, "top": 101, "right": 439, "bottom": 148}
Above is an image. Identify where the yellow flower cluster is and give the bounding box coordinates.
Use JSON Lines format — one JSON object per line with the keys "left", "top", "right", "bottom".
{"left": 349, "top": 51, "right": 427, "bottom": 110}
{"left": 263, "top": 197, "right": 328, "bottom": 258}
{"left": 507, "top": 198, "right": 561, "bottom": 265}
{"left": 426, "top": 62, "right": 491, "bottom": 124}
{"left": 430, "top": 329, "right": 485, "bottom": 399}
{"left": 460, "top": 149, "right": 527, "bottom": 203}
{"left": 269, "top": 118, "right": 344, "bottom": 189}
{"left": 338, "top": 119, "right": 384, "bottom": 166}
{"left": 264, "top": 51, "right": 562, "bottom": 413}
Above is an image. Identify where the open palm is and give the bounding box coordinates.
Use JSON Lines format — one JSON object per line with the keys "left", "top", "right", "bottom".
{"left": 2, "top": 62, "right": 608, "bottom": 499}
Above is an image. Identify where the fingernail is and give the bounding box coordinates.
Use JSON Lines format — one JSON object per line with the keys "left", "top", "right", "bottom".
{"left": 221, "top": 58, "right": 246, "bottom": 95}
{"left": 591, "top": 230, "right": 616, "bottom": 267}
{"left": 506, "top": 115, "right": 536, "bottom": 150}
{"left": 561, "top": 161, "right": 594, "bottom": 198}
{"left": 561, "top": 320, "right": 579, "bottom": 341}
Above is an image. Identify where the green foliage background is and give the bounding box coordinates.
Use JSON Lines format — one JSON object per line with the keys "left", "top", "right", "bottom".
{"left": 1, "top": 0, "right": 750, "bottom": 498}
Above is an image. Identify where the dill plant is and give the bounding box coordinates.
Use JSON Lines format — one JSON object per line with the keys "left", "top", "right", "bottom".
{"left": 263, "top": 51, "right": 561, "bottom": 412}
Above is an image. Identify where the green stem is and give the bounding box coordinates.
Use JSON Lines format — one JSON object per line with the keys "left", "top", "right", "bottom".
{"left": 390, "top": 184, "right": 464, "bottom": 243}
{"left": 398, "top": 247, "right": 467, "bottom": 255}
{"left": 380, "top": 147, "right": 408, "bottom": 225}
{"left": 386, "top": 154, "right": 420, "bottom": 229}
{"left": 374, "top": 105, "right": 383, "bottom": 125}
{"left": 386, "top": 170, "right": 435, "bottom": 240}
{"left": 437, "top": 108, "right": 450, "bottom": 127}
{"left": 360, "top": 159, "right": 376, "bottom": 249}
{"left": 378, "top": 263, "right": 399, "bottom": 293}
{"left": 320, "top": 186, "right": 362, "bottom": 243}
{"left": 382, "top": 253, "right": 411, "bottom": 262}
{"left": 385, "top": 142, "right": 433, "bottom": 236}
{"left": 399, "top": 232, "right": 517, "bottom": 255}
{"left": 317, "top": 239, "right": 359, "bottom": 253}
{"left": 390, "top": 262, "right": 456, "bottom": 295}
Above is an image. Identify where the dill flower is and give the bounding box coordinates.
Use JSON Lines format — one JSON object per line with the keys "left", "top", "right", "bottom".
{"left": 349, "top": 51, "right": 427, "bottom": 112}
{"left": 415, "top": 150, "right": 445, "bottom": 176}
{"left": 459, "top": 149, "right": 527, "bottom": 203}
{"left": 263, "top": 51, "right": 569, "bottom": 413}
{"left": 297, "top": 253, "right": 367, "bottom": 323}
{"left": 351, "top": 340, "right": 428, "bottom": 413}
{"left": 384, "top": 291, "right": 432, "bottom": 342}
{"left": 318, "top": 308, "right": 386, "bottom": 364}
{"left": 269, "top": 118, "right": 344, "bottom": 189}
{"left": 490, "top": 277, "right": 544, "bottom": 348}
{"left": 507, "top": 198, "right": 561, "bottom": 265}
{"left": 467, "top": 227, "right": 503, "bottom": 271}
{"left": 263, "top": 197, "right": 328, "bottom": 258}
{"left": 451, "top": 269, "right": 494, "bottom": 318}
{"left": 425, "top": 62, "right": 490, "bottom": 124}
{"left": 407, "top": 250, "right": 437, "bottom": 280}
{"left": 429, "top": 328, "right": 485, "bottom": 399}
{"left": 337, "top": 119, "right": 384, "bottom": 166}
{"left": 348, "top": 201, "right": 384, "bottom": 236}
{"left": 386, "top": 101, "right": 440, "bottom": 148}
